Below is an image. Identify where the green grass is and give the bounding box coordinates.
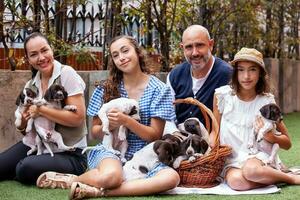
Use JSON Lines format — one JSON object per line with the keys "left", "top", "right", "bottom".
{"left": 1, "top": 112, "right": 300, "bottom": 200}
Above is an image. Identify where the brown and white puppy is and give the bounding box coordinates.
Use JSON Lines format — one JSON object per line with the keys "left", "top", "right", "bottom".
{"left": 15, "top": 87, "right": 39, "bottom": 155}
{"left": 248, "top": 103, "right": 283, "bottom": 169}
{"left": 172, "top": 134, "right": 210, "bottom": 169}
{"left": 153, "top": 133, "right": 183, "bottom": 166}
{"left": 82, "top": 97, "right": 140, "bottom": 163}
{"left": 26, "top": 84, "right": 76, "bottom": 157}
{"left": 177, "top": 117, "right": 210, "bottom": 145}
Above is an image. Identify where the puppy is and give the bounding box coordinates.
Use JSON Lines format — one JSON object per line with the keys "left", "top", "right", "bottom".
{"left": 95, "top": 97, "right": 140, "bottom": 162}
{"left": 248, "top": 103, "right": 283, "bottom": 169}
{"left": 27, "top": 84, "right": 76, "bottom": 156}
{"left": 15, "top": 87, "right": 38, "bottom": 155}
{"left": 173, "top": 134, "right": 210, "bottom": 169}
{"left": 177, "top": 117, "right": 210, "bottom": 144}
{"left": 123, "top": 142, "right": 159, "bottom": 181}
{"left": 153, "top": 133, "right": 183, "bottom": 166}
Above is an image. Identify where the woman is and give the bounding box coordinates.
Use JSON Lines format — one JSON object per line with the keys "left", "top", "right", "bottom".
{"left": 0, "top": 32, "right": 87, "bottom": 185}
{"left": 37, "top": 35, "right": 180, "bottom": 199}
{"left": 213, "top": 47, "right": 300, "bottom": 191}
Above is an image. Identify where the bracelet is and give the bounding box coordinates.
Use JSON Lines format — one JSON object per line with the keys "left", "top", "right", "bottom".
{"left": 16, "top": 126, "right": 26, "bottom": 132}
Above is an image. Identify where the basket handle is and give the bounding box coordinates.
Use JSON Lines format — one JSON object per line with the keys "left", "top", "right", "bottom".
{"left": 174, "top": 98, "right": 220, "bottom": 155}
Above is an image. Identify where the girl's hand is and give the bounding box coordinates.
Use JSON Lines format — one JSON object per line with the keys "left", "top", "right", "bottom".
{"left": 254, "top": 115, "right": 264, "bottom": 133}
{"left": 107, "top": 108, "right": 129, "bottom": 130}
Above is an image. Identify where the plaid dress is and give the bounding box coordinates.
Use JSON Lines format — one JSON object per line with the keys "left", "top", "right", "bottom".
{"left": 87, "top": 75, "right": 175, "bottom": 170}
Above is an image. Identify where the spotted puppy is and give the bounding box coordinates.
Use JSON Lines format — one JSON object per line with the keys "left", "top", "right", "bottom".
{"left": 153, "top": 133, "right": 184, "bottom": 166}
{"left": 172, "top": 134, "right": 210, "bottom": 169}
{"left": 15, "top": 87, "right": 38, "bottom": 155}
{"left": 83, "top": 97, "right": 140, "bottom": 163}
{"left": 177, "top": 117, "right": 210, "bottom": 143}
{"left": 248, "top": 103, "right": 283, "bottom": 169}
{"left": 122, "top": 142, "right": 159, "bottom": 181}
{"left": 26, "top": 84, "right": 76, "bottom": 156}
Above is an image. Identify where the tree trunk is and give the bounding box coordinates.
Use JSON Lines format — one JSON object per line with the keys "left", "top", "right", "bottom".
{"left": 264, "top": 1, "right": 272, "bottom": 57}
{"left": 33, "top": 0, "right": 41, "bottom": 32}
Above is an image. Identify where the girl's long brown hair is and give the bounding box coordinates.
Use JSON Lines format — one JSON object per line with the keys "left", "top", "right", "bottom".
{"left": 101, "top": 35, "right": 151, "bottom": 103}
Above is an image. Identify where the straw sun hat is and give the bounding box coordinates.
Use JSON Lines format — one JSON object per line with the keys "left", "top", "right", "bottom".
{"left": 230, "top": 47, "right": 266, "bottom": 71}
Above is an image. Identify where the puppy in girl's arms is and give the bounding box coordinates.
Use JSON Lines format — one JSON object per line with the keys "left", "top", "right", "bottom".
{"left": 82, "top": 97, "right": 140, "bottom": 163}
{"left": 248, "top": 103, "right": 284, "bottom": 170}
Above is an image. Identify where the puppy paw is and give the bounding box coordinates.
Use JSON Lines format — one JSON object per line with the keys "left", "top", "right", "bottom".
{"left": 64, "top": 105, "right": 77, "bottom": 112}
{"left": 194, "top": 153, "right": 203, "bottom": 158}
{"left": 247, "top": 143, "right": 253, "bottom": 149}
{"left": 188, "top": 156, "right": 196, "bottom": 162}
{"left": 173, "top": 161, "right": 181, "bottom": 169}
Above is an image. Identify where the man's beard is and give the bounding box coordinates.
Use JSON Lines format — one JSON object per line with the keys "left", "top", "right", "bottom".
{"left": 185, "top": 51, "right": 211, "bottom": 71}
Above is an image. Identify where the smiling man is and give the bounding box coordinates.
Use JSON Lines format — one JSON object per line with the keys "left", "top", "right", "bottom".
{"left": 166, "top": 25, "right": 232, "bottom": 126}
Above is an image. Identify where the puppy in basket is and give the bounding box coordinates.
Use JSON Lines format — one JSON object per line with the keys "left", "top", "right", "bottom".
{"left": 172, "top": 134, "right": 210, "bottom": 169}
{"left": 26, "top": 84, "right": 77, "bottom": 157}
{"left": 82, "top": 97, "right": 140, "bottom": 162}
{"left": 172, "top": 117, "right": 211, "bottom": 169}
{"left": 15, "top": 87, "right": 38, "bottom": 155}
{"left": 248, "top": 103, "right": 283, "bottom": 169}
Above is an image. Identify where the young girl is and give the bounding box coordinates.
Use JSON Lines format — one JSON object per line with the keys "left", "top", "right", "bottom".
{"left": 37, "top": 35, "right": 180, "bottom": 199}
{"left": 213, "top": 47, "right": 300, "bottom": 191}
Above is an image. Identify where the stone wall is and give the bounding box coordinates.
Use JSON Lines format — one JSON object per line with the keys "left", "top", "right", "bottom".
{"left": 0, "top": 58, "right": 299, "bottom": 151}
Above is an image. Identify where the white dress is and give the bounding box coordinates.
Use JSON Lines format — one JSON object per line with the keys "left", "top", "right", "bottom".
{"left": 215, "top": 85, "right": 275, "bottom": 176}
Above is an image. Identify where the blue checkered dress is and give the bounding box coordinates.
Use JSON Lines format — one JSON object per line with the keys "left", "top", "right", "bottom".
{"left": 87, "top": 75, "right": 175, "bottom": 170}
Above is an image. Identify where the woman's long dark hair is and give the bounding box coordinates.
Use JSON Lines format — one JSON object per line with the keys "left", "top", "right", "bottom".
{"left": 24, "top": 32, "right": 51, "bottom": 79}
{"left": 102, "top": 35, "right": 151, "bottom": 103}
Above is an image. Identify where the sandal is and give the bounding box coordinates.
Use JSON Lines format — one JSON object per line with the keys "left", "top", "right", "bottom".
{"left": 36, "top": 171, "right": 78, "bottom": 189}
{"left": 289, "top": 166, "right": 300, "bottom": 175}
{"left": 69, "top": 182, "right": 105, "bottom": 200}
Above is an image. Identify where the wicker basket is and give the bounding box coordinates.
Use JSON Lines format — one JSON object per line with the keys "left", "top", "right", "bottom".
{"left": 174, "top": 97, "right": 232, "bottom": 188}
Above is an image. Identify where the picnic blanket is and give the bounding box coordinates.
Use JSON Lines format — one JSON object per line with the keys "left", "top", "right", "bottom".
{"left": 162, "top": 183, "right": 280, "bottom": 195}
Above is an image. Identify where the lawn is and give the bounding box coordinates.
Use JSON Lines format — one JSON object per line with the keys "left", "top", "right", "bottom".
{"left": 1, "top": 112, "right": 300, "bottom": 200}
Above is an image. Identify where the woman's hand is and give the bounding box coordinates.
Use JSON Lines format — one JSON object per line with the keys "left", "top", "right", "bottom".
{"left": 16, "top": 106, "right": 31, "bottom": 133}
{"left": 107, "top": 108, "right": 129, "bottom": 131}
{"left": 28, "top": 104, "right": 40, "bottom": 118}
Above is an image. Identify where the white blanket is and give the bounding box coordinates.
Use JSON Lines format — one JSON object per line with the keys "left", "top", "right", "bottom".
{"left": 162, "top": 183, "right": 280, "bottom": 195}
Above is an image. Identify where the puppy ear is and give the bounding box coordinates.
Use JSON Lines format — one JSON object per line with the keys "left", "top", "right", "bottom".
{"left": 199, "top": 139, "right": 209, "bottom": 154}
{"left": 62, "top": 86, "right": 68, "bottom": 98}
{"left": 44, "top": 88, "right": 52, "bottom": 102}
{"left": 153, "top": 140, "right": 163, "bottom": 154}
{"left": 260, "top": 104, "right": 271, "bottom": 119}
{"left": 16, "top": 91, "right": 25, "bottom": 105}
{"left": 128, "top": 106, "right": 137, "bottom": 116}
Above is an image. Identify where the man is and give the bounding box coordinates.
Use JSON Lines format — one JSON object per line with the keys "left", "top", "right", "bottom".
{"left": 165, "top": 25, "right": 232, "bottom": 132}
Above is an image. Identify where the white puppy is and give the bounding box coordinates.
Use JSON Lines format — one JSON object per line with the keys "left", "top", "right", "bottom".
{"left": 83, "top": 98, "right": 140, "bottom": 162}
{"left": 15, "top": 87, "right": 38, "bottom": 155}
{"left": 248, "top": 103, "right": 283, "bottom": 169}
{"left": 123, "top": 142, "right": 160, "bottom": 181}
